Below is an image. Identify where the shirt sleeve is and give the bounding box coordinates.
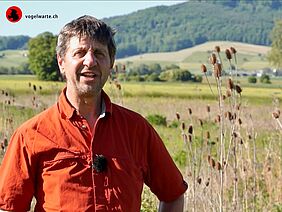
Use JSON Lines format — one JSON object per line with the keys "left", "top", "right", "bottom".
{"left": 0, "top": 130, "right": 35, "bottom": 211}
{"left": 143, "top": 122, "right": 188, "bottom": 202}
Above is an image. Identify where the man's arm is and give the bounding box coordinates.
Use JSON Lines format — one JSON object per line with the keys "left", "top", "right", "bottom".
{"left": 158, "top": 194, "right": 184, "bottom": 212}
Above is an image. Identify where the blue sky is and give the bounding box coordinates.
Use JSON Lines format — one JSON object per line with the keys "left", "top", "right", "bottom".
{"left": 1, "top": 1, "right": 184, "bottom": 37}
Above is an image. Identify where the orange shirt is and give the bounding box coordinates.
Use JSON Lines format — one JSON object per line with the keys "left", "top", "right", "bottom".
{"left": 0, "top": 89, "right": 187, "bottom": 211}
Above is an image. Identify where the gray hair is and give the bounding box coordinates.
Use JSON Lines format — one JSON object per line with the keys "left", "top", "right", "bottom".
{"left": 56, "top": 15, "right": 116, "bottom": 67}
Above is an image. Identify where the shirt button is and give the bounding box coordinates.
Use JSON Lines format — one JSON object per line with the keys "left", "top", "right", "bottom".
{"left": 81, "top": 124, "right": 87, "bottom": 129}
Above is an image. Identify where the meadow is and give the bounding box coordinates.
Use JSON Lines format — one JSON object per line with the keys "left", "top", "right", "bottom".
{"left": 0, "top": 73, "right": 281, "bottom": 211}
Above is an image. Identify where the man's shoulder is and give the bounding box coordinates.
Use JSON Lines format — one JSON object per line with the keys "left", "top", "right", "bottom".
{"left": 17, "top": 104, "right": 58, "bottom": 133}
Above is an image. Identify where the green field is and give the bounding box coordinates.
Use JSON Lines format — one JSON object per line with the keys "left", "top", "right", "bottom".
{"left": 0, "top": 75, "right": 281, "bottom": 211}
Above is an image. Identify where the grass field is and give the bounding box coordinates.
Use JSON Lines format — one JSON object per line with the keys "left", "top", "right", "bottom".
{"left": 0, "top": 74, "right": 281, "bottom": 211}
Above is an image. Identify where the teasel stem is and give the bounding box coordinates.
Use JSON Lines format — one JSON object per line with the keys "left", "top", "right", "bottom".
{"left": 201, "top": 64, "right": 215, "bottom": 96}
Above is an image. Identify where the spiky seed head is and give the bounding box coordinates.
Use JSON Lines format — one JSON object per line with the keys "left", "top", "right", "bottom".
{"left": 199, "top": 119, "right": 203, "bottom": 127}
{"left": 188, "top": 108, "right": 192, "bottom": 115}
{"left": 227, "top": 78, "right": 234, "bottom": 90}
{"left": 238, "top": 118, "right": 242, "bottom": 125}
{"left": 176, "top": 112, "right": 180, "bottom": 120}
{"left": 225, "top": 49, "right": 232, "bottom": 60}
{"left": 181, "top": 122, "right": 185, "bottom": 130}
{"left": 209, "top": 53, "right": 217, "bottom": 65}
{"left": 201, "top": 64, "right": 207, "bottom": 73}
{"left": 197, "top": 177, "right": 202, "bottom": 184}
{"left": 216, "top": 161, "right": 222, "bottom": 170}
{"left": 210, "top": 158, "right": 216, "bottom": 168}
{"left": 215, "top": 46, "right": 220, "bottom": 53}
{"left": 226, "top": 89, "right": 232, "bottom": 97}
{"left": 206, "top": 105, "right": 210, "bottom": 113}
{"left": 206, "top": 131, "right": 210, "bottom": 139}
{"left": 235, "top": 84, "right": 242, "bottom": 94}
{"left": 188, "top": 124, "right": 193, "bottom": 135}
{"left": 272, "top": 110, "right": 280, "bottom": 119}
{"left": 188, "top": 134, "right": 192, "bottom": 143}
{"left": 214, "top": 63, "right": 222, "bottom": 78}
{"left": 215, "top": 115, "right": 221, "bottom": 123}
{"left": 230, "top": 47, "right": 237, "bottom": 54}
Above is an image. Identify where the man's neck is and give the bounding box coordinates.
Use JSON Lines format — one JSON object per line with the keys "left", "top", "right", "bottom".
{"left": 66, "top": 88, "right": 102, "bottom": 129}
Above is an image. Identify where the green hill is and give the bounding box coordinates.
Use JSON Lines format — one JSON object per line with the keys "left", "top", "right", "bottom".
{"left": 104, "top": 0, "right": 282, "bottom": 58}
{"left": 117, "top": 41, "right": 271, "bottom": 72}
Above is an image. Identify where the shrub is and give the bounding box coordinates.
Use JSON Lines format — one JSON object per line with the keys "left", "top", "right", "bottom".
{"left": 260, "top": 74, "right": 271, "bottom": 84}
{"left": 248, "top": 76, "right": 257, "bottom": 83}
{"left": 146, "top": 114, "right": 167, "bottom": 126}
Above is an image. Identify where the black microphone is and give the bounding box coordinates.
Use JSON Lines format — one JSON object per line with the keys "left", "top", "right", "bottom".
{"left": 93, "top": 154, "right": 107, "bottom": 172}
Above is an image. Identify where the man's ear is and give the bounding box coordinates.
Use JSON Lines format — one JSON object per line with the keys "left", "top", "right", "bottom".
{"left": 57, "top": 54, "right": 64, "bottom": 74}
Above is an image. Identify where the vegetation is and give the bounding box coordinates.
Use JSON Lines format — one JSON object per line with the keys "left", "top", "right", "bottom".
{"left": 104, "top": 0, "right": 282, "bottom": 58}
{"left": 267, "top": 19, "right": 282, "bottom": 69}
{"left": 0, "top": 35, "right": 30, "bottom": 51}
{"left": 28, "top": 32, "right": 60, "bottom": 80}
{"left": 1, "top": 1, "right": 282, "bottom": 60}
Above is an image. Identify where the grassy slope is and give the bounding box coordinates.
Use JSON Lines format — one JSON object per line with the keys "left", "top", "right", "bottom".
{"left": 0, "top": 41, "right": 271, "bottom": 72}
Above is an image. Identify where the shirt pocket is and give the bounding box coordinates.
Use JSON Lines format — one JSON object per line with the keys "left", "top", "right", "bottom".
{"left": 41, "top": 150, "right": 90, "bottom": 172}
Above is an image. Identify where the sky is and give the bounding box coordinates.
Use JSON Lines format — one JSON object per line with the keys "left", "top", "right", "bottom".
{"left": 1, "top": 1, "right": 184, "bottom": 37}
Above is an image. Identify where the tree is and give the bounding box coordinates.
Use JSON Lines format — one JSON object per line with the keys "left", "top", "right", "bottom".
{"left": 267, "top": 20, "right": 282, "bottom": 69}
{"left": 28, "top": 32, "right": 60, "bottom": 81}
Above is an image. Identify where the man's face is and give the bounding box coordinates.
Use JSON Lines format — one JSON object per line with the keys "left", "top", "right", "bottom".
{"left": 57, "top": 36, "right": 112, "bottom": 97}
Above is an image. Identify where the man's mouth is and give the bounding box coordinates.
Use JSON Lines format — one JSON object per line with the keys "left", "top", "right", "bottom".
{"left": 80, "top": 72, "right": 97, "bottom": 78}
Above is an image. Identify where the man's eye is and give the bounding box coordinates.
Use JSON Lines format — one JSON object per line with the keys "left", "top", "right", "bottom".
{"left": 74, "top": 50, "right": 86, "bottom": 57}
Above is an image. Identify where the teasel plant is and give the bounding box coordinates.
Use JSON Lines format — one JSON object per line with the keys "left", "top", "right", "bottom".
{"left": 109, "top": 64, "right": 124, "bottom": 106}
{"left": 208, "top": 50, "right": 226, "bottom": 212}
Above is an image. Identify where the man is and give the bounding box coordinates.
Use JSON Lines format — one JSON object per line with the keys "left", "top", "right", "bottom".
{"left": 0, "top": 15, "right": 187, "bottom": 211}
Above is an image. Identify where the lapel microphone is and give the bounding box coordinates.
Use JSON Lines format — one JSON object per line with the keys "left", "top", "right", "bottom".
{"left": 93, "top": 154, "right": 107, "bottom": 172}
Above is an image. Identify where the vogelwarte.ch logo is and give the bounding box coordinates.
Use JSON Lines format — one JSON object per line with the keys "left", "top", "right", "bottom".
{"left": 6, "top": 6, "right": 22, "bottom": 23}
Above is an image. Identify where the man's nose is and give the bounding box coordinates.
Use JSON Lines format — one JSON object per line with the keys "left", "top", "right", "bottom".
{"left": 83, "top": 51, "right": 97, "bottom": 68}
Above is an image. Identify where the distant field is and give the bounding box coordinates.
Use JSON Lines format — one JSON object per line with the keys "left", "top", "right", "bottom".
{"left": 0, "top": 50, "right": 28, "bottom": 68}
{"left": 0, "top": 41, "right": 272, "bottom": 73}
{"left": 117, "top": 41, "right": 272, "bottom": 72}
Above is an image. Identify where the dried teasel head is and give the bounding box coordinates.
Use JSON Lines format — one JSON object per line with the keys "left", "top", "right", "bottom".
{"left": 238, "top": 118, "right": 242, "bottom": 125}
{"left": 188, "top": 108, "right": 192, "bottom": 115}
{"left": 216, "top": 161, "right": 222, "bottom": 171}
{"left": 199, "top": 119, "right": 203, "bottom": 127}
{"left": 205, "top": 178, "right": 210, "bottom": 187}
{"left": 226, "top": 89, "right": 232, "bottom": 97}
{"left": 214, "top": 63, "right": 222, "bottom": 78}
{"left": 215, "top": 46, "right": 220, "bottom": 53}
{"left": 197, "top": 177, "right": 202, "bottom": 184}
{"left": 176, "top": 112, "right": 180, "bottom": 121}
{"left": 206, "top": 131, "right": 210, "bottom": 139}
{"left": 272, "top": 110, "right": 280, "bottom": 119}
{"left": 225, "top": 49, "right": 232, "bottom": 60}
{"left": 215, "top": 115, "right": 221, "bottom": 123}
{"left": 230, "top": 47, "right": 237, "bottom": 54}
{"left": 206, "top": 105, "right": 210, "bottom": 113}
{"left": 227, "top": 78, "right": 234, "bottom": 90}
{"left": 235, "top": 84, "right": 242, "bottom": 94}
{"left": 225, "top": 111, "right": 233, "bottom": 121}
{"left": 188, "top": 134, "right": 193, "bottom": 143}
{"left": 188, "top": 124, "right": 193, "bottom": 135}
{"left": 181, "top": 122, "right": 186, "bottom": 130}
{"left": 210, "top": 158, "right": 216, "bottom": 168}
{"left": 209, "top": 53, "right": 217, "bottom": 65}
{"left": 201, "top": 64, "right": 207, "bottom": 73}
{"left": 207, "top": 155, "right": 211, "bottom": 163}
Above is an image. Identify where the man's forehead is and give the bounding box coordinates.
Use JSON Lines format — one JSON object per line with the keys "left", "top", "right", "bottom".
{"left": 68, "top": 36, "right": 105, "bottom": 48}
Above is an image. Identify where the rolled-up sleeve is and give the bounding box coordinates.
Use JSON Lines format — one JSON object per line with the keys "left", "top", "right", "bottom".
{"left": 143, "top": 123, "right": 188, "bottom": 202}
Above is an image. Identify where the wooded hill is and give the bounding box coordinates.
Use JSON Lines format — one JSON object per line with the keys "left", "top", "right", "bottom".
{"left": 1, "top": 0, "right": 282, "bottom": 59}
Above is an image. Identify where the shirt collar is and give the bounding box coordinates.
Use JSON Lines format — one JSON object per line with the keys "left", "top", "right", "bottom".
{"left": 58, "top": 87, "right": 113, "bottom": 120}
